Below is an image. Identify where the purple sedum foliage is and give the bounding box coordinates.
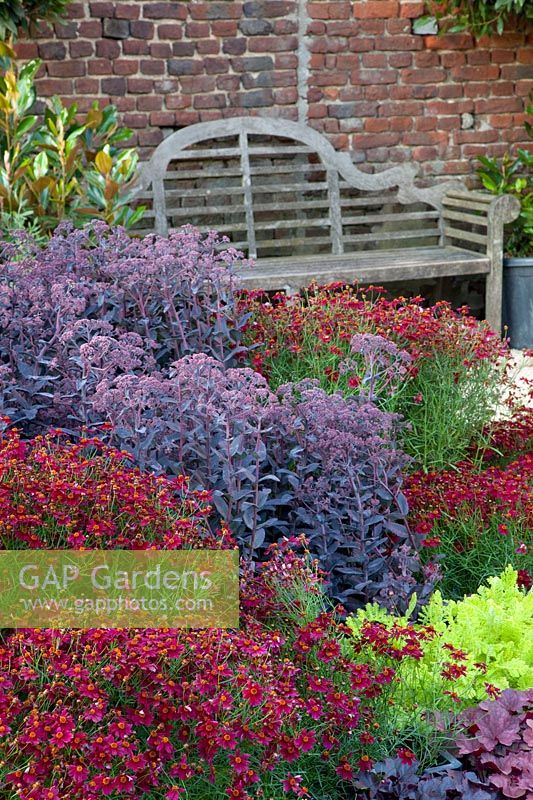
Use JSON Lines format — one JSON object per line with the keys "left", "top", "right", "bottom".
{"left": 0, "top": 224, "right": 434, "bottom": 611}
{"left": 92, "top": 356, "right": 432, "bottom": 611}
{"left": 0, "top": 222, "right": 250, "bottom": 428}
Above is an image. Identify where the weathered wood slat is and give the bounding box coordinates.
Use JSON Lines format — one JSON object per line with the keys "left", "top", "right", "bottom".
{"left": 252, "top": 181, "right": 329, "bottom": 194}
{"left": 343, "top": 211, "right": 439, "bottom": 225}
{"left": 163, "top": 166, "right": 243, "bottom": 181}
{"left": 343, "top": 228, "right": 439, "bottom": 245}
{"left": 132, "top": 117, "right": 520, "bottom": 333}
{"left": 177, "top": 210, "right": 440, "bottom": 234}
{"left": 138, "top": 208, "right": 244, "bottom": 221}
{"left": 143, "top": 193, "right": 405, "bottom": 212}
{"left": 163, "top": 184, "right": 246, "bottom": 198}
{"left": 166, "top": 205, "right": 245, "bottom": 218}
{"left": 443, "top": 196, "right": 492, "bottom": 214}
{"left": 235, "top": 247, "right": 491, "bottom": 290}
{"left": 175, "top": 145, "right": 314, "bottom": 160}
{"left": 255, "top": 235, "right": 334, "bottom": 247}
{"left": 174, "top": 147, "right": 240, "bottom": 160}
{"left": 239, "top": 131, "right": 256, "bottom": 258}
{"left": 445, "top": 190, "right": 493, "bottom": 204}
{"left": 442, "top": 208, "right": 488, "bottom": 227}
{"left": 253, "top": 229, "right": 440, "bottom": 250}
{"left": 444, "top": 226, "right": 488, "bottom": 245}
{"left": 250, "top": 163, "right": 324, "bottom": 176}
{"left": 327, "top": 168, "right": 344, "bottom": 255}
{"left": 250, "top": 246, "right": 482, "bottom": 268}
{"left": 248, "top": 145, "right": 314, "bottom": 155}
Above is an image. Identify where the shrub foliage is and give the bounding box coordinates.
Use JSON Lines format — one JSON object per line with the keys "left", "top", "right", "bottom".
{"left": 0, "top": 1, "right": 71, "bottom": 39}
{"left": 0, "top": 56, "right": 143, "bottom": 237}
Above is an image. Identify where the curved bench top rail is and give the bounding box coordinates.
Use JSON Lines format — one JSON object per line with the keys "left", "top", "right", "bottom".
{"left": 136, "top": 117, "right": 462, "bottom": 207}
{"left": 133, "top": 117, "right": 466, "bottom": 255}
{"left": 136, "top": 117, "right": 421, "bottom": 195}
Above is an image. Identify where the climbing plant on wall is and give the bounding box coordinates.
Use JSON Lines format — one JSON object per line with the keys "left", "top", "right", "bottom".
{"left": 418, "top": 0, "right": 533, "bottom": 36}
{"left": 0, "top": 0, "right": 72, "bottom": 40}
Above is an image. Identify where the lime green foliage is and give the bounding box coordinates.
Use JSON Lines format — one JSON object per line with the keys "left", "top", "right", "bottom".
{"left": 347, "top": 569, "right": 533, "bottom": 747}
{"left": 421, "top": 567, "right": 533, "bottom": 693}
{"left": 0, "top": 0, "right": 71, "bottom": 40}
{"left": 347, "top": 600, "right": 482, "bottom": 713}
{"left": 0, "top": 54, "right": 144, "bottom": 236}
{"left": 416, "top": 0, "right": 532, "bottom": 37}
{"left": 345, "top": 595, "right": 480, "bottom": 768}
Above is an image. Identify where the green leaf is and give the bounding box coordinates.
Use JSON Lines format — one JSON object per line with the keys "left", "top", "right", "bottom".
{"left": 480, "top": 176, "right": 499, "bottom": 193}
{"left": 15, "top": 116, "right": 37, "bottom": 138}
{"left": 33, "top": 151, "right": 49, "bottom": 179}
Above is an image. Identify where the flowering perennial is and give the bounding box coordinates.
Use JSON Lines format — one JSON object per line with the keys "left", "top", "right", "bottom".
{"left": 0, "top": 222, "right": 249, "bottom": 430}
{"left": 87, "top": 355, "right": 428, "bottom": 611}
{"left": 0, "top": 541, "right": 419, "bottom": 800}
{"left": 0, "top": 422, "right": 223, "bottom": 551}
{"left": 242, "top": 285, "right": 508, "bottom": 469}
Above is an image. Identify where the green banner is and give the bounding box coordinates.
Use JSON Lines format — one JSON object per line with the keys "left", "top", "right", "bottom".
{"left": 0, "top": 550, "right": 239, "bottom": 629}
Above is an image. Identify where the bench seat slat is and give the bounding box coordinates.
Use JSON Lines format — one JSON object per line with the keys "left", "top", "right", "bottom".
{"left": 235, "top": 247, "right": 490, "bottom": 290}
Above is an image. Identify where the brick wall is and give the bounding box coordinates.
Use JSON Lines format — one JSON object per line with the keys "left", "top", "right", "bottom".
{"left": 16, "top": 0, "right": 533, "bottom": 180}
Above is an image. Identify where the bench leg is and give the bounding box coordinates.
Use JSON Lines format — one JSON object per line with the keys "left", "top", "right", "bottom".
{"left": 283, "top": 284, "right": 299, "bottom": 297}
{"left": 485, "top": 264, "right": 503, "bottom": 335}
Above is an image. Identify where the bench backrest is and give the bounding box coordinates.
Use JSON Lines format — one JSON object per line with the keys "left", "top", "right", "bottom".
{"left": 134, "top": 117, "right": 448, "bottom": 259}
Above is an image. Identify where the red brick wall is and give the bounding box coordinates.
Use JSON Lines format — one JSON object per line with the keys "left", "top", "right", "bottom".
{"left": 16, "top": 0, "right": 532, "bottom": 179}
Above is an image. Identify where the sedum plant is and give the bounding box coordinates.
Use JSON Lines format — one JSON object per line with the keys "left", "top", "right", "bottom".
{"left": 0, "top": 53, "right": 144, "bottom": 236}
{"left": 0, "top": 223, "right": 432, "bottom": 613}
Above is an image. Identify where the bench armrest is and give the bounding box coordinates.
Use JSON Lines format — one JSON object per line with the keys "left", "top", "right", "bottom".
{"left": 441, "top": 189, "right": 521, "bottom": 333}
{"left": 442, "top": 189, "right": 521, "bottom": 244}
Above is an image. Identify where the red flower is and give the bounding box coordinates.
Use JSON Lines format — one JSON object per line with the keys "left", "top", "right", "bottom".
{"left": 498, "top": 523, "right": 509, "bottom": 535}
{"left": 358, "top": 755, "right": 373, "bottom": 771}
{"left": 317, "top": 639, "right": 341, "bottom": 662}
{"left": 165, "top": 788, "right": 185, "bottom": 800}
{"left": 241, "top": 680, "right": 264, "bottom": 707}
{"left": 517, "top": 569, "right": 532, "bottom": 589}
{"left": 295, "top": 729, "right": 316, "bottom": 753}
{"left": 397, "top": 747, "right": 416, "bottom": 765}
{"left": 422, "top": 536, "right": 441, "bottom": 548}
{"left": 230, "top": 751, "right": 250, "bottom": 775}
{"left": 336, "top": 758, "right": 354, "bottom": 780}
{"left": 282, "top": 774, "right": 309, "bottom": 796}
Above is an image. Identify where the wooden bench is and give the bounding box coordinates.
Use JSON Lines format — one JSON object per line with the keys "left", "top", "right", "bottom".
{"left": 133, "top": 117, "right": 520, "bottom": 332}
